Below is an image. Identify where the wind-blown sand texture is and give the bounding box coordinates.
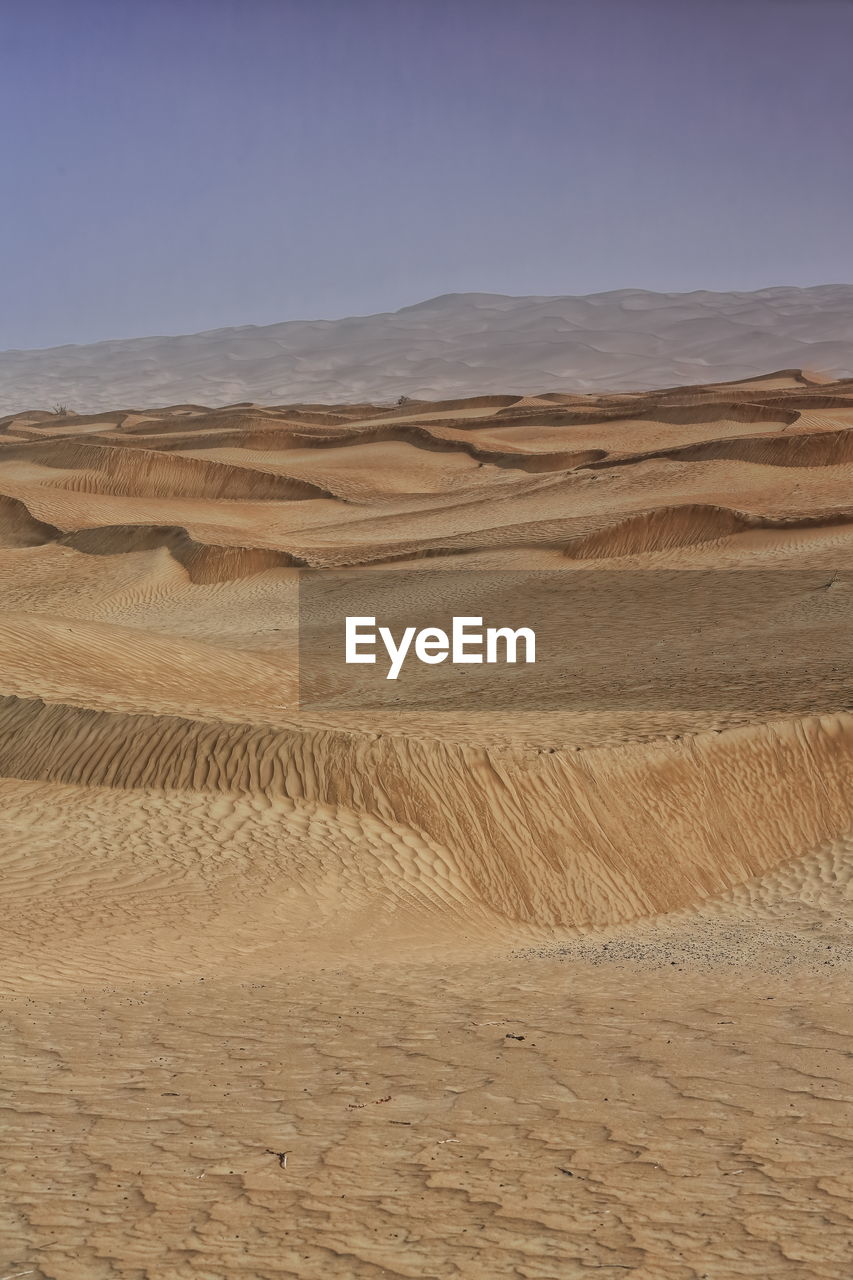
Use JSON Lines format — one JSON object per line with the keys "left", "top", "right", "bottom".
{"left": 3, "top": 285, "right": 853, "bottom": 413}
{"left": 2, "top": 369, "right": 853, "bottom": 1279}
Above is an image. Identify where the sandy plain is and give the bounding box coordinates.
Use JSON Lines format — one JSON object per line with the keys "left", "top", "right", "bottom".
{"left": 1, "top": 370, "right": 852, "bottom": 1279}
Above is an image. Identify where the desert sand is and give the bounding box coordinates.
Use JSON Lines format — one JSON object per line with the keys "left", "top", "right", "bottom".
{"left": 1, "top": 370, "right": 853, "bottom": 1279}
{"left": 3, "top": 286, "right": 853, "bottom": 412}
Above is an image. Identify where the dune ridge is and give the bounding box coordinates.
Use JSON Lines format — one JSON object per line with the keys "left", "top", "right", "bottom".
{"left": 3, "top": 286, "right": 853, "bottom": 413}
{"left": 0, "top": 692, "right": 851, "bottom": 932}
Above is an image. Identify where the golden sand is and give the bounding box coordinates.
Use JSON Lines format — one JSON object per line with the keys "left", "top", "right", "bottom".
{"left": 1, "top": 372, "right": 852, "bottom": 1278}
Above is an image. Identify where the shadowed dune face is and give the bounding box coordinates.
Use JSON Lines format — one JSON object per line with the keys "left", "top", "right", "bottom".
{"left": 0, "top": 493, "right": 58, "bottom": 546}
{"left": 59, "top": 525, "right": 299, "bottom": 581}
{"left": 2, "top": 374, "right": 853, "bottom": 1278}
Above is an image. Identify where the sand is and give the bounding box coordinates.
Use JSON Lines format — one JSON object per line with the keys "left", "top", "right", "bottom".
{"left": 2, "top": 286, "right": 853, "bottom": 412}
{"left": 1, "top": 373, "right": 852, "bottom": 1278}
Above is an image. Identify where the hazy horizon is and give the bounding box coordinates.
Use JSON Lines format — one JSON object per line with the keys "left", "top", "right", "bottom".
{"left": 2, "top": 0, "right": 852, "bottom": 350}
{"left": 3, "top": 281, "right": 853, "bottom": 356}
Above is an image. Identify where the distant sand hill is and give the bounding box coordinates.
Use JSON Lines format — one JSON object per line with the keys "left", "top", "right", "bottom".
{"left": 2, "top": 284, "right": 853, "bottom": 413}
{"left": 2, "top": 371, "right": 852, "bottom": 1278}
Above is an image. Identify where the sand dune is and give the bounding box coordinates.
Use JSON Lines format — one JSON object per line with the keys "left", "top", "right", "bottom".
{"left": 2, "top": 375, "right": 853, "bottom": 1278}
{"left": 3, "top": 285, "right": 853, "bottom": 413}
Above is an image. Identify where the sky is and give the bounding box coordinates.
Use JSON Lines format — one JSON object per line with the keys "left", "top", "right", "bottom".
{"left": 1, "top": 0, "right": 852, "bottom": 349}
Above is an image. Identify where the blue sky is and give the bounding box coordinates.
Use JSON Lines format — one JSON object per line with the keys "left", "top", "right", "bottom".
{"left": 1, "top": 0, "right": 852, "bottom": 348}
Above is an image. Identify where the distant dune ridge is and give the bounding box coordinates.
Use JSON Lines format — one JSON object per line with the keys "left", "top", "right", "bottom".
{"left": 3, "top": 283, "right": 853, "bottom": 413}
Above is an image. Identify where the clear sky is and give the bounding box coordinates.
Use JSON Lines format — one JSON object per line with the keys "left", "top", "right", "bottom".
{"left": 2, "top": 0, "right": 852, "bottom": 349}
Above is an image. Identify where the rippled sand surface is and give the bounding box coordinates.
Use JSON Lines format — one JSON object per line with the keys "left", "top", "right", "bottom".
{"left": 1, "top": 372, "right": 852, "bottom": 1278}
